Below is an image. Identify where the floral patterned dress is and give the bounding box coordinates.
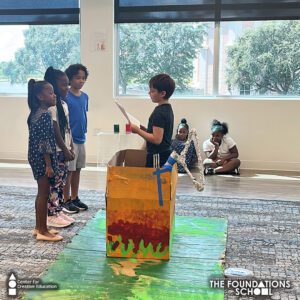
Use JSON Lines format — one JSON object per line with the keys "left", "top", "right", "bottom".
{"left": 28, "top": 108, "right": 58, "bottom": 181}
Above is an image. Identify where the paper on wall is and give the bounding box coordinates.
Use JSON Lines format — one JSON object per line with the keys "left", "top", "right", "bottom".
{"left": 115, "top": 100, "right": 140, "bottom": 127}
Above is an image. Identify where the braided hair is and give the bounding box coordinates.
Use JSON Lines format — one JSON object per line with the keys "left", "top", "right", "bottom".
{"left": 44, "top": 67, "right": 67, "bottom": 141}
{"left": 27, "top": 79, "right": 49, "bottom": 127}
{"left": 211, "top": 119, "right": 228, "bottom": 135}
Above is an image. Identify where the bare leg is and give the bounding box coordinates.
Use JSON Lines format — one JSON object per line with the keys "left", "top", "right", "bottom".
{"left": 36, "top": 176, "right": 54, "bottom": 237}
{"left": 215, "top": 158, "right": 240, "bottom": 174}
{"left": 35, "top": 195, "right": 38, "bottom": 229}
{"left": 203, "top": 162, "right": 218, "bottom": 169}
{"left": 70, "top": 169, "right": 81, "bottom": 200}
{"left": 63, "top": 172, "right": 72, "bottom": 202}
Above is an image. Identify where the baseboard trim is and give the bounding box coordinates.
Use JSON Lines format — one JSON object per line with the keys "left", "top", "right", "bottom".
{"left": 241, "top": 160, "right": 300, "bottom": 172}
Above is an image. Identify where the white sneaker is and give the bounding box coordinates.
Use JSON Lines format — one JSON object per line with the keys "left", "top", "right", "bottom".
{"left": 47, "top": 215, "right": 72, "bottom": 228}
{"left": 58, "top": 211, "right": 75, "bottom": 223}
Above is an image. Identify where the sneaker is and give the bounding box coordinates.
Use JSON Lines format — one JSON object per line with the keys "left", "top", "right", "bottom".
{"left": 58, "top": 211, "right": 75, "bottom": 223}
{"left": 204, "top": 168, "right": 215, "bottom": 175}
{"left": 47, "top": 215, "right": 72, "bottom": 228}
{"left": 72, "top": 197, "right": 88, "bottom": 211}
{"left": 62, "top": 199, "right": 80, "bottom": 214}
{"left": 233, "top": 167, "right": 240, "bottom": 175}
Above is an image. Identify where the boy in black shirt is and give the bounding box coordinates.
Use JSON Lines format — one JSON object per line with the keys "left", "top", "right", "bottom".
{"left": 131, "top": 74, "right": 175, "bottom": 167}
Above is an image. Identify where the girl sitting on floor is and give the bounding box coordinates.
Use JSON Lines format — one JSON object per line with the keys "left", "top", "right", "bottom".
{"left": 171, "top": 118, "right": 197, "bottom": 173}
{"left": 203, "top": 119, "right": 240, "bottom": 175}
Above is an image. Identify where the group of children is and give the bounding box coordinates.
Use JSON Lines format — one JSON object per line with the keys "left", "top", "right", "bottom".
{"left": 130, "top": 74, "right": 240, "bottom": 175}
{"left": 28, "top": 71, "right": 240, "bottom": 242}
{"left": 27, "top": 64, "right": 89, "bottom": 242}
{"left": 171, "top": 118, "right": 240, "bottom": 175}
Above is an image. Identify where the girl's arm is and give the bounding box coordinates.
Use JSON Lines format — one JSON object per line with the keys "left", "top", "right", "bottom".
{"left": 131, "top": 124, "right": 163, "bottom": 145}
{"left": 204, "top": 136, "right": 220, "bottom": 160}
{"left": 44, "top": 153, "right": 54, "bottom": 178}
{"left": 219, "top": 145, "right": 239, "bottom": 163}
{"left": 70, "top": 138, "right": 75, "bottom": 157}
{"left": 53, "top": 121, "right": 73, "bottom": 161}
{"left": 206, "top": 144, "right": 219, "bottom": 160}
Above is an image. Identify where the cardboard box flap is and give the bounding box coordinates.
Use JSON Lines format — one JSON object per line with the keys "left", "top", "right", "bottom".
{"left": 108, "top": 150, "right": 126, "bottom": 166}
{"left": 124, "top": 149, "right": 146, "bottom": 167}
{"left": 108, "top": 149, "right": 146, "bottom": 167}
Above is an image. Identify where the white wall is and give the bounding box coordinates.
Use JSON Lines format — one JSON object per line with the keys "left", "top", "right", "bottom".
{"left": 0, "top": 0, "right": 299, "bottom": 171}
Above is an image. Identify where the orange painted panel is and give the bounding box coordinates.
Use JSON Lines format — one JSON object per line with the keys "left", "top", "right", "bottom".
{"left": 106, "top": 150, "right": 177, "bottom": 260}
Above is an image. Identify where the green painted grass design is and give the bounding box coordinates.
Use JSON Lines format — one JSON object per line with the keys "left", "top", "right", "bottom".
{"left": 107, "top": 237, "right": 170, "bottom": 259}
{"left": 23, "top": 211, "right": 227, "bottom": 300}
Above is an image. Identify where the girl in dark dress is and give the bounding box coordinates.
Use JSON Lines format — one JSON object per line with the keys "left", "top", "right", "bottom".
{"left": 171, "top": 119, "right": 197, "bottom": 173}
{"left": 27, "top": 79, "right": 63, "bottom": 242}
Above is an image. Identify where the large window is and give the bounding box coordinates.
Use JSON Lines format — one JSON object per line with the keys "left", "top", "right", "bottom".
{"left": 117, "top": 20, "right": 300, "bottom": 97}
{"left": 115, "top": 0, "right": 300, "bottom": 98}
{"left": 221, "top": 20, "right": 300, "bottom": 96}
{"left": 117, "top": 22, "right": 214, "bottom": 97}
{"left": 0, "top": 0, "right": 80, "bottom": 95}
{"left": 0, "top": 25, "right": 80, "bottom": 95}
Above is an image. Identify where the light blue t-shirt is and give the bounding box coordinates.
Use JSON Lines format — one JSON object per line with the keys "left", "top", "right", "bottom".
{"left": 66, "top": 91, "right": 89, "bottom": 144}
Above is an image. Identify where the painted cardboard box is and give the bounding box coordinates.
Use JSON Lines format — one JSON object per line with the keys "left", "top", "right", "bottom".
{"left": 106, "top": 149, "right": 177, "bottom": 260}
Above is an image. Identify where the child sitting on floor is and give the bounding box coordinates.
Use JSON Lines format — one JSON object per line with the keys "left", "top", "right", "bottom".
{"left": 203, "top": 119, "right": 240, "bottom": 175}
{"left": 171, "top": 118, "right": 197, "bottom": 173}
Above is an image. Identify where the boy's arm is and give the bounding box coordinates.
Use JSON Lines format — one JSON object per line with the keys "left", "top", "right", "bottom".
{"left": 131, "top": 124, "right": 163, "bottom": 145}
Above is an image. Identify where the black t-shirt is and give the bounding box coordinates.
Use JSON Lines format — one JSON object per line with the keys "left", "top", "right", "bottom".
{"left": 146, "top": 103, "right": 174, "bottom": 154}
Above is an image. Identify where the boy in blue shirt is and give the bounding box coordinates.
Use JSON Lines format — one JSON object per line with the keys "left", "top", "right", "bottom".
{"left": 63, "top": 64, "right": 89, "bottom": 213}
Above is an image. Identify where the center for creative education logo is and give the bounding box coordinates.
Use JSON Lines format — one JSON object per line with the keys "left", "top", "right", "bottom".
{"left": 7, "top": 272, "right": 58, "bottom": 298}
{"left": 210, "top": 279, "right": 291, "bottom": 296}
{"left": 7, "top": 273, "right": 17, "bottom": 296}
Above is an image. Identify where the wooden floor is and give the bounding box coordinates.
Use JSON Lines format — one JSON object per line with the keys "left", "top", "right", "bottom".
{"left": 0, "top": 163, "right": 299, "bottom": 201}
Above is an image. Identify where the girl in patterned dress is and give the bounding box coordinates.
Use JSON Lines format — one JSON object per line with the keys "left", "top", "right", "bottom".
{"left": 171, "top": 118, "right": 197, "bottom": 173}
{"left": 27, "top": 79, "right": 63, "bottom": 242}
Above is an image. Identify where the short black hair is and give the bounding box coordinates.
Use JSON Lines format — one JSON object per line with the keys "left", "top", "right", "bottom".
{"left": 65, "top": 63, "right": 89, "bottom": 81}
{"left": 149, "top": 74, "right": 175, "bottom": 99}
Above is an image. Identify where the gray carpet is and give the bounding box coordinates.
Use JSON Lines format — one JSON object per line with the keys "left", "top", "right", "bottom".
{"left": 0, "top": 185, "right": 299, "bottom": 300}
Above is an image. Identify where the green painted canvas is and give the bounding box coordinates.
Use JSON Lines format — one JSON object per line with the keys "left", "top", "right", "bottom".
{"left": 24, "top": 211, "right": 227, "bottom": 300}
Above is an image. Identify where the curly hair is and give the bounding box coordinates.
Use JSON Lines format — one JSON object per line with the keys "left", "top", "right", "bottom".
{"left": 211, "top": 119, "right": 228, "bottom": 135}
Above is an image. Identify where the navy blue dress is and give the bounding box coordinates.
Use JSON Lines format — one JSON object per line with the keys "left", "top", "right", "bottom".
{"left": 28, "top": 109, "right": 58, "bottom": 181}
